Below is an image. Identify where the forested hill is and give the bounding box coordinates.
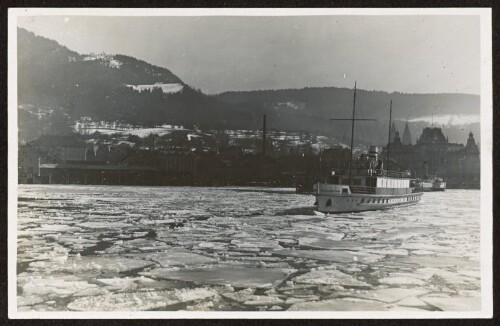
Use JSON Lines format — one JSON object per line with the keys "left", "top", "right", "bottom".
{"left": 215, "top": 88, "right": 480, "bottom": 145}
{"left": 17, "top": 28, "right": 259, "bottom": 141}
{"left": 216, "top": 87, "right": 479, "bottom": 121}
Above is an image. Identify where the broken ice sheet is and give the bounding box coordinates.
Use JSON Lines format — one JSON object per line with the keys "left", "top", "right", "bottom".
{"left": 221, "top": 290, "right": 284, "bottom": 306}
{"left": 67, "top": 288, "right": 218, "bottom": 311}
{"left": 28, "top": 224, "right": 82, "bottom": 233}
{"left": 121, "top": 239, "right": 170, "bottom": 251}
{"left": 395, "top": 256, "right": 480, "bottom": 269}
{"left": 348, "top": 287, "right": 428, "bottom": 303}
{"left": 395, "top": 296, "right": 429, "bottom": 308}
{"left": 377, "top": 275, "right": 426, "bottom": 286}
{"left": 413, "top": 267, "right": 480, "bottom": 288}
{"left": 285, "top": 296, "right": 320, "bottom": 305}
{"left": 17, "top": 186, "right": 481, "bottom": 312}
{"left": 127, "top": 250, "right": 216, "bottom": 267}
{"left": 293, "top": 269, "right": 370, "bottom": 288}
{"left": 274, "top": 249, "right": 383, "bottom": 264}
{"left": 297, "top": 237, "right": 366, "bottom": 251}
{"left": 94, "top": 276, "right": 158, "bottom": 292}
{"left": 79, "top": 221, "right": 135, "bottom": 229}
{"left": 20, "top": 275, "right": 100, "bottom": 298}
{"left": 230, "top": 238, "right": 282, "bottom": 251}
{"left": 29, "top": 256, "right": 155, "bottom": 274}
{"left": 288, "top": 297, "right": 389, "bottom": 311}
{"left": 419, "top": 293, "right": 481, "bottom": 311}
{"left": 142, "top": 264, "right": 295, "bottom": 289}
{"left": 242, "top": 295, "right": 284, "bottom": 306}
{"left": 17, "top": 295, "right": 45, "bottom": 307}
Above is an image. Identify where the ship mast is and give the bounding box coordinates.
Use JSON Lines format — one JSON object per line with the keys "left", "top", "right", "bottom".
{"left": 386, "top": 100, "right": 392, "bottom": 174}
{"left": 329, "top": 82, "right": 375, "bottom": 186}
{"left": 348, "top": 82, "right": 357, "bottom": 186}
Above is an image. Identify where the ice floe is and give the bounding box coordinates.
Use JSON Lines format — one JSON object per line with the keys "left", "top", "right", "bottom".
{"left": 274, "top": 249, "right": 383, "bottom": 264}
{"left": 349, "top": 287, "right": 428, "bottom": 303}
{"left": 288, "top": 297, "right": 389, "bottom": 311}
{"left": 128, "top": 250, "right": 216, "bottom": 267}
{"left": 67, "top": 288, "right": 217, "bottom": 311}
{"left": 143, "top": 265, "right": 294, "bottom": 289}
{"left": 293, "top": 269, "right": 370, "bottom": 288}
{"left": 29, "top": 256, "right": 155, "bottom": 274}
{"left": 419, "top": 294, "right": 481, "bottom": 311}
{"left": 21, "top": 276, "right": 99, "bottom": 297}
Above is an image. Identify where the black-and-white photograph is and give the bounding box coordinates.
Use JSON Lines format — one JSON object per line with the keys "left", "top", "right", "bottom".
{"left": 8, "top": 8, "right": 492, "bottom": 318}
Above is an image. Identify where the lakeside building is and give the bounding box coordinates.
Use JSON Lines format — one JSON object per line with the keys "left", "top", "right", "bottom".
{"left": 18, "top": 125, "right": 480, "bottom": 189}
{"left": 385, "top": 127, "right": 480, "bottom": 188}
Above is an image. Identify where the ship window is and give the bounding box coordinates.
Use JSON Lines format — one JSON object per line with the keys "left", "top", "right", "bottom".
{"left": 326, "top": 199, "right": 332, "bottom": 207}
{"left": 361, "top": 199, "right": 365, "bottom": 203}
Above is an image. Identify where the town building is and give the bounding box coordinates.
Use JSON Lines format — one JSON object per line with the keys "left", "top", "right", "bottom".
{"left": 385, "top": 127, "right": 480, "bottom": 188}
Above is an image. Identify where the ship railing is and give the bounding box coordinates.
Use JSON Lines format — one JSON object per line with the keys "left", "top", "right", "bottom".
{"left": 349, "top": 185, "right": 376, "bottom": 194}
{"left": 331, "top": 169, "right": 411, "bottom": 178}
{"left": 333, "top": 169, "right": 378, "bottom": 177}
{"left": 381, "top": 171, "right": 411, "bottom": 178}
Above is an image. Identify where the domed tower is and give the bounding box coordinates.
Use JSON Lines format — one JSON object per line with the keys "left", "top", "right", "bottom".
{"left": 464, "top": 131, "right": 479, "bottom": 154}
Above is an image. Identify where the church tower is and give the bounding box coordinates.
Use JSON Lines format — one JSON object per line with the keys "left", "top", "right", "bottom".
{"left": 402, "top": 122, "right": 412, "bottom": 145}
{"left": 393, "top": 130, "right": 402, "bottom": 146}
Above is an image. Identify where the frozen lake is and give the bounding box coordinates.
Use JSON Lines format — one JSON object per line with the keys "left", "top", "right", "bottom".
{"left": 16, "top": 185, "right": 481, "bottom": 312}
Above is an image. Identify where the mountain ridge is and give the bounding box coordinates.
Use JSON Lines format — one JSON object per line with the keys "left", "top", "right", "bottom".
{"left": 17, "top": 27, "right": 480, "bottom": 145}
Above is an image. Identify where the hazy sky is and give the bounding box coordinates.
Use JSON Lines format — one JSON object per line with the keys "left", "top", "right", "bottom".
{"left": 18, "top": 15, "right": 480, "bottom": 95}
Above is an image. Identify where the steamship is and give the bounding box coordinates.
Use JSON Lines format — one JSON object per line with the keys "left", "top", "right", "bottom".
{"left": 313, "top": 83, "right": 422, "bottom": 213}
{"left": 415, "top": 177, "right": 446, "bottom": 192}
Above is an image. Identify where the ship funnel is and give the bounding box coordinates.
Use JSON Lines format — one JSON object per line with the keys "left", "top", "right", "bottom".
{"left": 368, "top": 146, "right": 378, "bottom": 160}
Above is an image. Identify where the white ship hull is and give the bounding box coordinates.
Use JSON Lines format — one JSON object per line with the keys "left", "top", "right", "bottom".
{"left": 315, "top": 192, "right": 422, "bottom": 213}
{"left": 313, "top": 183, "right": 423, "bottom": 213}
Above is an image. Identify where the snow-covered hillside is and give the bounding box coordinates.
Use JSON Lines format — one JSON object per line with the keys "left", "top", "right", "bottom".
{"left": 83, "top": 53, "right": 123, "bottom": 69}
{"left": 74, "top": 118, "right": 186, "bottom": 137}
{"left": 125, "top": 83, "right": 184, "bottom": 94}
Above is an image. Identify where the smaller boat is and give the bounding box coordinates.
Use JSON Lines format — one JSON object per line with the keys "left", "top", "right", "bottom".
{"left": 415, "top": 177, "right": 446, "bottom": 192}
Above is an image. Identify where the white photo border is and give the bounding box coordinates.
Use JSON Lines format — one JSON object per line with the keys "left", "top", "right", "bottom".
{"left": 7, "top": 7, "right": 493, "bottom": 319}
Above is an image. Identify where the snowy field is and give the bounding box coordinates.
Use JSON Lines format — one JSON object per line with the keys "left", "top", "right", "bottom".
{"left": 16, "top": 186, "right": 481, "bottom": 312}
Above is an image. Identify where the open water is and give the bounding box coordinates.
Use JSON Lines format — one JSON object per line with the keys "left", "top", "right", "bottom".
{"left": 16, "top": 185, "right": 481, "bottom": 312}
